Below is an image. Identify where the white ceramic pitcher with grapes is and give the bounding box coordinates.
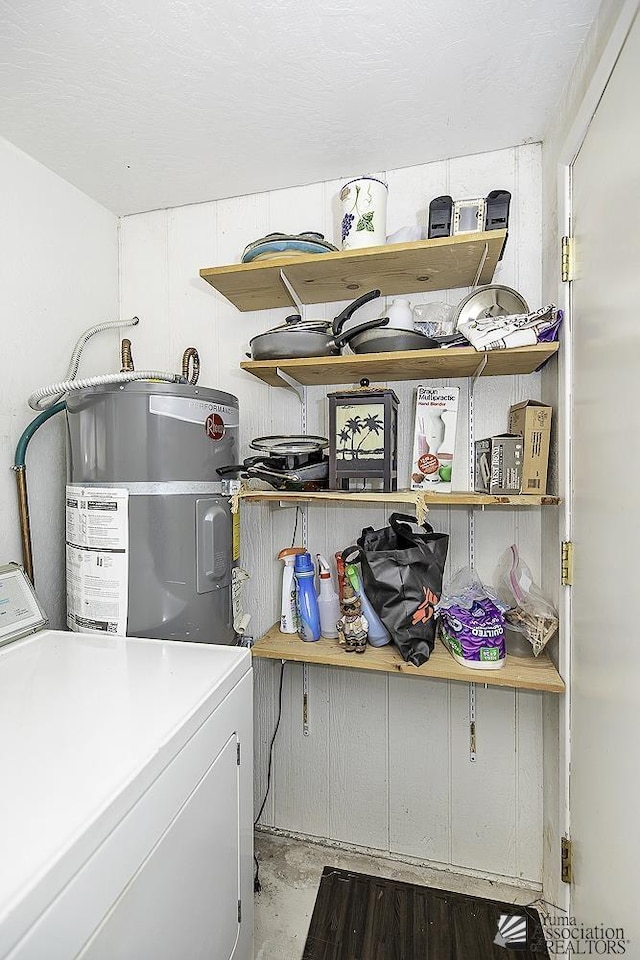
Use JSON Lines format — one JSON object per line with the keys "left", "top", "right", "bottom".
{"left": 340, "top": 177, "right": 388, "bottom": 249}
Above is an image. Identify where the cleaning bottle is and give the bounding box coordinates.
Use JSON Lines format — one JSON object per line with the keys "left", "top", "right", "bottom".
{"left": 334, "top": 551, "right": 347, "bottom": 603}
{"left": 316, "top": 555, "right": 341, "bottom": 638}
{"left": 345, "top": 560, "right": 391, "bottom": 647}
{"left": 294, "top": 552, "right": 322, "bottom": 642}
{"left": 277, "top": 547, "right": 305, "bottom": 633}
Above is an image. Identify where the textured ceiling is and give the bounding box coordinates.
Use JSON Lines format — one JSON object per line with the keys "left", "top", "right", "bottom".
{"left": 0, "top": 0, "right": 600, "bottom": 215}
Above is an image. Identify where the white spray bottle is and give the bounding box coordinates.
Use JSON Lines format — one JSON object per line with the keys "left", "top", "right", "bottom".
{"left": 316, "top": 555, "right": 341, "bottom": 639}
{"left": 277, "top": 547, "right": 305, "bottom": 633}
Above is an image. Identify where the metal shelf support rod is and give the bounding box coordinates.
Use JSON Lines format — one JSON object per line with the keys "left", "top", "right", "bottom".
{"left": 472, "top": 243, "right": 489, "bottom": 288}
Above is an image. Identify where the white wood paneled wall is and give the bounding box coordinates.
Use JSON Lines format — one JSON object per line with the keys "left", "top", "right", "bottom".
{"left": 0, "top": 137, "right": 118, "bottom": 627}
{"left": 120, "top": 143, "right": 545, "bottom": 884}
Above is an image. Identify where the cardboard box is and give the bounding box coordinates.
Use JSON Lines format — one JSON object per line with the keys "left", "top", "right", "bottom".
{"left": 508, "top": 400, "right": 552, "bottom": 495}
{"left": 411, "top": 386, "right": 460, "bottom": 493}
{"left": 474, "top": 435, "right": 523, "bottom": 496}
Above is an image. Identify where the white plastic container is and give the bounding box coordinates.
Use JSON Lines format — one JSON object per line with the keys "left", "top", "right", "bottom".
{"left": 316, "top": 555, "right": 341, "bottom": 639}
{"left": 278, "top": 548, "right": 305, "bottom": 633}
{"left": 340, "top": 177, "right": 388, "bottom": 249}
{"left": 386, "top": 298, "right": 414, "bottom": 331}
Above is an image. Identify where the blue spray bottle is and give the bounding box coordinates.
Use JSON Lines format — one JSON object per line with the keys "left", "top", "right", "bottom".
{"left": 294, "top": 552, "right": 322, "bottom": 642}
{"left": 345, "top": 560, "right": 391, "bottom": 647}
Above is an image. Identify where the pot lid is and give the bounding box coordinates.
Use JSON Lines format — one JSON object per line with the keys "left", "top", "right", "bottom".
{"left": 250, "top": 435, "right": 329, "bottom": 456}
{"left": 250, "top": 315, "right": 332, "bottom": 341}
{"left": 454, "top": 285, "right": 529, "bottom": 329}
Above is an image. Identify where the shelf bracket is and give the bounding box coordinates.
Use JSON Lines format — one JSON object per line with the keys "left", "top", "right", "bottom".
{"left": 302, "top": 662, "right": 310, "bottom": 736}
{"left": 275, "top": 367, "right": 306, "bottom": 403}
{"left": 469, "top": 682, "right": 477, "bottom": 762}
{"left": 279, "top": 268, "right": 304, "bottom": 317}
{"left": 470, "top": 353, "right": 488, "bottom": 392}
{"left": 472, "top": 243, "right": 489, "bottom": 288}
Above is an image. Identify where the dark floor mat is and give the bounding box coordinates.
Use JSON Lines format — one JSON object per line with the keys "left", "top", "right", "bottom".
{"left": 302, "top": 866, "right": 549, "bottom": 959}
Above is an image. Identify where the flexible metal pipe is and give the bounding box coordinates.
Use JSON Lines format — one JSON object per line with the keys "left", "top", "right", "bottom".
{"left": 27, "top": 317, "right": 186, "bottom": 411}
{"left": 120, "top": 338, "right": 134, "bottom": 372}
{"left": 28, "top": 370, "right": 184, "bottom": 411}
{"left": 13, "top": 401, "right": 67, "bottom": 583}
{"left": 29, "top": 317, "right": 139, "bottom": 410}
{"left": 181, "top": 347, "right": 200, "bottom": 385}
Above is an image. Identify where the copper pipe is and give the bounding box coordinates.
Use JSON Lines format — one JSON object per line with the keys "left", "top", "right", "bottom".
{"left": 182, "top": 347, "right": 200, "bottom": 385}
{"left": 120, "top": 338, "right": 134, "bottom": 372}
{"left": 15, "top": 467, "right": 34, "bottom": 584}
{"left": 14, "top": 400, "right": 67, "bottom": 586}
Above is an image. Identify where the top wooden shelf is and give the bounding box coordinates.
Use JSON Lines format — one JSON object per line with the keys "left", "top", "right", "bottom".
{"left": 200, "top": 230, "right": 506, "bottom": 312}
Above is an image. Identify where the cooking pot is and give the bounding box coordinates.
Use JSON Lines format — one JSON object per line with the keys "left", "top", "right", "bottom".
{"left": 248, "top": 290, "right": 388, "bottom": 360}
{"left": 217, "top": 435, "right": 330, "bottom": 490}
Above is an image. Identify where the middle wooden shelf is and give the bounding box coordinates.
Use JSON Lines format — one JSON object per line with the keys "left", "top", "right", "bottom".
{"left": 236, "top": 489, "right": 560, "bottom": 509}
{"left": 240, "top": 342, "right": 559, "bottom": 387}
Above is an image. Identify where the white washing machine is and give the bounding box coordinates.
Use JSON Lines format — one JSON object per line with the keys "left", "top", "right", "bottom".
{"left": 0, "top": 565, "right": 253, "bottom": 960}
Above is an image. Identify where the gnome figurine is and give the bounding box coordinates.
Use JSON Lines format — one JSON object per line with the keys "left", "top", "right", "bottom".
{"left": 336, "top": 581, "right": 369, "bottom": 654}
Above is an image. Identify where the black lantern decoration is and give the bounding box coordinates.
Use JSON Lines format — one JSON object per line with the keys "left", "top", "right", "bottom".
{"left": 328, "top": 381, "right": 399, "bottom": 492}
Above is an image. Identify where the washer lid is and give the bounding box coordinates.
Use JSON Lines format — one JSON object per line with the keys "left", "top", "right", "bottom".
{"left": 454, "top": 284, "right": 529, "bottom": 329}
{"left": 0, "top": 564, "right": 47, "bottom": 648}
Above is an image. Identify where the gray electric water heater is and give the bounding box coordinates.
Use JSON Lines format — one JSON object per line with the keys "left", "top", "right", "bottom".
{"left": 66, "top": 381, "right": 239, "bottom": 644}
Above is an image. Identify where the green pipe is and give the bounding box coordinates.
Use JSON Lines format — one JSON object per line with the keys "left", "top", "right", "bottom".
{"left": 13, "top": 401, "right": 66, "bottom": 583}
{"left": 14, "top": 401, "right": 66, "bottom": 468}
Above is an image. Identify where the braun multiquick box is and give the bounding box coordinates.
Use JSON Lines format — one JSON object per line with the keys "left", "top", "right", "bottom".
{"left": 474, "top": 435, "right": 523, "bottom": 496}
{"left": 411, "top": 386, "right": 459, "bottom": 493}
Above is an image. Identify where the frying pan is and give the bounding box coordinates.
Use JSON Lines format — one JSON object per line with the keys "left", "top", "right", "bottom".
{"left": 248, "top": 290, "right": 387, "bottom": 360}
{"left": 334, "top": 316, "right": 439, "bottom": 353}
{"left": 217, "top": 455, "right": 329, "bottom": 490}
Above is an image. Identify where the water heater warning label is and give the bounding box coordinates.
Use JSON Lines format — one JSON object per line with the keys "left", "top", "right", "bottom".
{"left": 66, "top": 486, "right": 129, "bottom": 636}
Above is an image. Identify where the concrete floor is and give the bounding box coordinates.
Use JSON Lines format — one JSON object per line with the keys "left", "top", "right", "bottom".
{"left": 253, "top": 831, "right": 539, "bottom": 960}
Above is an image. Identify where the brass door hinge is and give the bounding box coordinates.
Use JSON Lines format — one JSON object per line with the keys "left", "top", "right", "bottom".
{"left": 561, "top": 541, "right": 574, "bottom": 586}
{"left": 561, "top": 836, "right": 573, "bottom": 883}
{"left": 561, "top": 236, "right": 574, "bottom": 282}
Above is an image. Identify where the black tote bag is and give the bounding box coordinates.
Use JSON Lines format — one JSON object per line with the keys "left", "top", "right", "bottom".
{"left": 356, "top": 513, "right": 449, "bottom": 666}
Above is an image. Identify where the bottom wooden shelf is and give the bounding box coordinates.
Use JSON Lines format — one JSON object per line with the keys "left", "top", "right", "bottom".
{"left": 251, "top": 624, "right": 564, "bottom": 694}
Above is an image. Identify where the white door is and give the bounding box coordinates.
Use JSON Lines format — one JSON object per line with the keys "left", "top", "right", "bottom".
{"left": 570, "top": 9, "right": 640, "bottom": 944}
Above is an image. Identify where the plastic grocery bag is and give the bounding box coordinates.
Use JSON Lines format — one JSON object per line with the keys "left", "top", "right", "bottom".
{"left": 356, "top": 514, "right": 449, "bottom": 666}
{"left": 496, "top": 544, "right": 558, "bottom": 655}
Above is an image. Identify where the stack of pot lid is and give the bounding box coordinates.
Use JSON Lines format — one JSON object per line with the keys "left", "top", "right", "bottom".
{"left": 453, "top": 285, "right": 529, "bottom": 328}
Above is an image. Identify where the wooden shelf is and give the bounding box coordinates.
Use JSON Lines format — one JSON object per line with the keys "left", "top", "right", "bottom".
{"left": 252, "top": 624, "right": 565, "bottom": 694}
{"left": 238, "top": 489, "right": 560, "bottom": 508}
{"left": 200, "top": 231, "right": 506, "bottom": 312}
{"left": 240, "top": 342, "right": 559, "bottom": 387}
